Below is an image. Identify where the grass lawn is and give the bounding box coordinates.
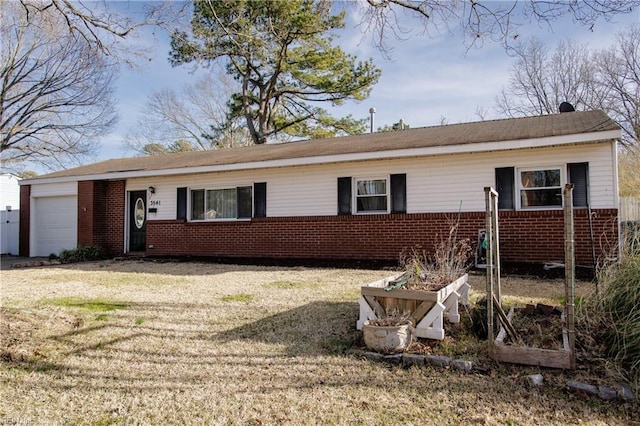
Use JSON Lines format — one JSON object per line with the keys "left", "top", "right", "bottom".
{"left": 1, "top": 260, "right": 637, "bottom": 425}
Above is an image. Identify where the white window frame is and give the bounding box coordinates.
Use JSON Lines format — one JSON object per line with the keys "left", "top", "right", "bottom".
{"left": 516, "top": 166, "right": 564, "bottom": 210}
{"left": 189, "top": 186, "right": 245, "bottom": 221}
{"left": 353, "top": 176, "right": 390, "bottom": 214}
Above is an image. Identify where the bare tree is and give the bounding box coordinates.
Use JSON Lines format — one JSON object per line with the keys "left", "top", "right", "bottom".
{"left": 16, "top": 0, "right": 188, "bottom": 66}
{"left": 618, "top": 148, "right": 640, "bottom": 196}
{"left": 1, "top": 3, "right": 118, "bottom": 172}
{"left": 496, "top": 25, "right": 639, "bottom": 149}
{"left": 126, "top": 73, "right": 252, "bottom": 155}
{"left": 359, "top": 0, "right": 640, "bottom": 57}
{"left": 495, "top": 38, "right": 602, "bottom": 117}
{"left": 595, "top": 24, "right": 640, "bottom": 147}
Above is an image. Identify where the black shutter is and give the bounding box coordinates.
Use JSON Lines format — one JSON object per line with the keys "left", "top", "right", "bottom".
{"left": 254, "top": 182, "right": 267, "bottom": 217}
{"left": 568, "top": 162, "right": 589, "bottom": 207}
{"left": 176, "top": 187, "right": 187, "bottom": 220}
{"left": 337, "top": 177, "right": 352, "bottom": 215}
{"left": 237, "top": 186, "right": 252, "bottom": 218}
{"left": 390, "top": 173, "right": 407, "bottom": 214}
{"left": 495, "top": 167, "right": 515, "bottom": 210}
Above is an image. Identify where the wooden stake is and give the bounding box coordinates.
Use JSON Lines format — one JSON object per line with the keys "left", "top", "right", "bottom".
{"left": 563, "top": 184, "right": 576, "bottom": 369}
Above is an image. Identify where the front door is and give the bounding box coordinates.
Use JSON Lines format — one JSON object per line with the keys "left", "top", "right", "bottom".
{"left": 129, "top": 191, "right": 147, "bottom": 252}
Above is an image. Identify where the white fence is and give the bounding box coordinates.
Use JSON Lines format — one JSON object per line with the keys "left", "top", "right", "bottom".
{"left": 1, "top": 210, "right": 19, "bottom": 255}
{"left": 620, "top": 196, "right": 640, "bottom": 222}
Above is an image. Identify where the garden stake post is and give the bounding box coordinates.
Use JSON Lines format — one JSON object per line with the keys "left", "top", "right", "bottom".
{"left": 485, "top": 187, "right": 494, "bottom": 354}
{"left": 563, "top": 184, "right": 577, "bottom": 370}
{"left": 484, "top": 187, "right": 502, "bottom": 351}
{"left": 485, "top": 187, "right": 519, "bottom": 349}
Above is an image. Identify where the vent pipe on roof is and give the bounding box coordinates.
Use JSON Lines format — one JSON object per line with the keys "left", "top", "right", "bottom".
{"left": 369, "top": 107, "right": 376, "bottom": 133}
{"left": 559, "top": 102, "right": 575, "bottom": 113}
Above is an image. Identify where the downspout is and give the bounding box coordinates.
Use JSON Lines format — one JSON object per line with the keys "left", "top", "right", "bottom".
{"left": 611, "top": 140, "right": 621, "bottom": 261}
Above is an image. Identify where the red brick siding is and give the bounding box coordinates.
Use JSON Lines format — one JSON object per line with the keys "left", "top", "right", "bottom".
{"left": 103, "top": 180, "right": 126, "bottom": 256}
{"left": 145, "top": 209, "right": 618, "bottom": 267}
{"left": 19, "top": 185, "right": 30, "bottom": 257}
{"left": 78, "top": 181, "right": 106, "bottom": 247}
{"left": 76, "top": 180, "right": 126, "bottom": 256}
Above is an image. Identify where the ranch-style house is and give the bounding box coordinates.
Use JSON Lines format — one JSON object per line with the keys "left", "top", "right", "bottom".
{"left": 19, "top": 109, "right": 621, "bottom": 270}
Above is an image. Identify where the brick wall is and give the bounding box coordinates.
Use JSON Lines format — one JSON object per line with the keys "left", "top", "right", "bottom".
{"left": 19, "top": 180, "right": 619, "bottom": 265}
{"left": 145, "top": 209, "right": 618, "bottom": 267}
{"left": 102, "top": 180, "right": 126, "bottom": 256}
{"left": 18, "top": 185, "right": 30, "bottom": 257}
{"left": 77, "top": 179, "right": 126, "bottom": 256}
{"left": 78, "top": 181, "right": 106, "bottom": 247}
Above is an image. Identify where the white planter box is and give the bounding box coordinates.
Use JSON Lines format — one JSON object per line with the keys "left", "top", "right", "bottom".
{"left": 357, "top": 273, "right": 470, "bottom": 340}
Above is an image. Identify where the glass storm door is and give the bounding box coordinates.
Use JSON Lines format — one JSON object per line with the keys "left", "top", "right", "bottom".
{"left": 128, "top": 191, "right": 147, "bottom": 252}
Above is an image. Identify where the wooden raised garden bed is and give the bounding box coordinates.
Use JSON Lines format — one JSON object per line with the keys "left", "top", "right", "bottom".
{"left": 356, "top": 273, "right": 470, "bottom": 340}
{"left": 493, "top": 306, "right": 572, "bottom": 369}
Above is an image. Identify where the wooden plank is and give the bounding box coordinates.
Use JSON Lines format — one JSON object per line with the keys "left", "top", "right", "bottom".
{"left": 363, "top": 295, "right": 386, "bottom": 319}
{"left": 414, "top": 302, "right": 446, "bottom": 340}
{"left": 361, "top": 286, "right": 440, "bottom": 301}
{"left": 361, "top": 287, "right": 438, "bottom": 302}
{"left": 443, "top": 290, "right": 460, "bottom": 323}
{"left": 494, "top": 297, "right": 520, "bottom": 343}
{"left": 493, "top": 345, "right": 572, "bottom": 369}
{"left": 360, "top": 273, "right": 468, "bottom": 303}
{"left": 409, "top": 300, "right": 436, "bottom": 325}
{"left": 356, "top": 297, "right": 376, "bottom": 330}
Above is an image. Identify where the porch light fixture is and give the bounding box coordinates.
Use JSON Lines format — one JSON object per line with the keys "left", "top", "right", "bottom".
{"left": 148, "top": 186, "right": 155, "bottom": 194}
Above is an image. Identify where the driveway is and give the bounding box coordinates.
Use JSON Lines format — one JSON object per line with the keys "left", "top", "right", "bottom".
{"left": 0, "top": 254, "right": 49, "bottom": 270}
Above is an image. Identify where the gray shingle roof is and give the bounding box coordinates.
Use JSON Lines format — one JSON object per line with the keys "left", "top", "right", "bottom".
{"left": 34, "top": 110, "right": 618, "bottom": 180}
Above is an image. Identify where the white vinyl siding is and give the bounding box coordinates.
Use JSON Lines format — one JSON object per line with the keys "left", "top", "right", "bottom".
{"left": 30, "top": 181, "right": 77, "bottom": 197}
{"left": 124, "top": 141, "right": 616, "bottom": 219}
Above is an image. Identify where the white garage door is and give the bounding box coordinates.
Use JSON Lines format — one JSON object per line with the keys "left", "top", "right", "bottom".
{"left": 33, "top": 196, "right": 77, "bottom": 257}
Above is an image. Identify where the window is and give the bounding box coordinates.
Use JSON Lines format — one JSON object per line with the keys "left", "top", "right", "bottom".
{"left": 497, "top": 164, "right": 588, "bottom": 210}
{"left": 190, "top": 186, "right": 252, "bottom": 220}
{"left": 518, "top": 167, "right": 562, "bottom": 208}
{"left": 355, "top": 178, "right": 388, "bottom": 213}
{"left": 337, "top": 175, "right": 405, "bottom": 215}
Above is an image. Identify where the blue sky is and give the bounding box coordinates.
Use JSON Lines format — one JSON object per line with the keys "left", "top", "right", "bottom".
{"left": 98, "top": 1, "right": 639, "bottom": 163}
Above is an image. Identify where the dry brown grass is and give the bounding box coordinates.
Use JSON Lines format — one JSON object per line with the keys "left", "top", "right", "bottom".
{"left": 1, "top": 260, "right": 637, "bottom": 425}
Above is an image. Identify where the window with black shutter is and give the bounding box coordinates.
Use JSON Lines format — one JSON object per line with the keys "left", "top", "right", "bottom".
{"left": 254, "top": 182, "right": 267, "bottom": 217}
{"left": 390, "top": 173, "right": 407, "bottom": 214}
{"left": 337, "top": 177, "right": 352, "bottom": 215}
{"left": 567, "top": 162, "right": 589, "bottom": 207}
{"left": 176, "top": 187, "right": 187, "bottom": 220}
{"left": 495, "top": 167, "right": 515, "bottom": 210}
{"left": 236, "top": 186, "right": 252, "bottom": 219}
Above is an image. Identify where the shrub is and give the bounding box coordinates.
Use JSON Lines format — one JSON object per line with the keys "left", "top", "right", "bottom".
{"left": 58, "top": 246, "right": 106, "bottom": 263}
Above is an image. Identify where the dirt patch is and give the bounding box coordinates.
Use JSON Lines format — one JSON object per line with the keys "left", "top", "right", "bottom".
{"left": 504, "top": 304, "right": 565, "bottom": 350}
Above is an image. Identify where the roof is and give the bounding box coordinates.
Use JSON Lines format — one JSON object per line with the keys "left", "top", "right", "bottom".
{"left": 26, "top": 110, "right": 619, "bottom": 183}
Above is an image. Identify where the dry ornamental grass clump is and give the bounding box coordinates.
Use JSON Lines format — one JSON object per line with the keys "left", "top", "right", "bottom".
{"left": 366, "top": 310, "right": 412, "bottom": 327}
{"left": 578, "top": 250, "right": 640, "bottom": 389}
{"left": 398, "top": 226, "right": 472, "bottom": 291}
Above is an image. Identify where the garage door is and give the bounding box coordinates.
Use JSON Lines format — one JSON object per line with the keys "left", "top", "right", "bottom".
{"left": 33, "top": 196, "right": 77, "bottom": 257}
